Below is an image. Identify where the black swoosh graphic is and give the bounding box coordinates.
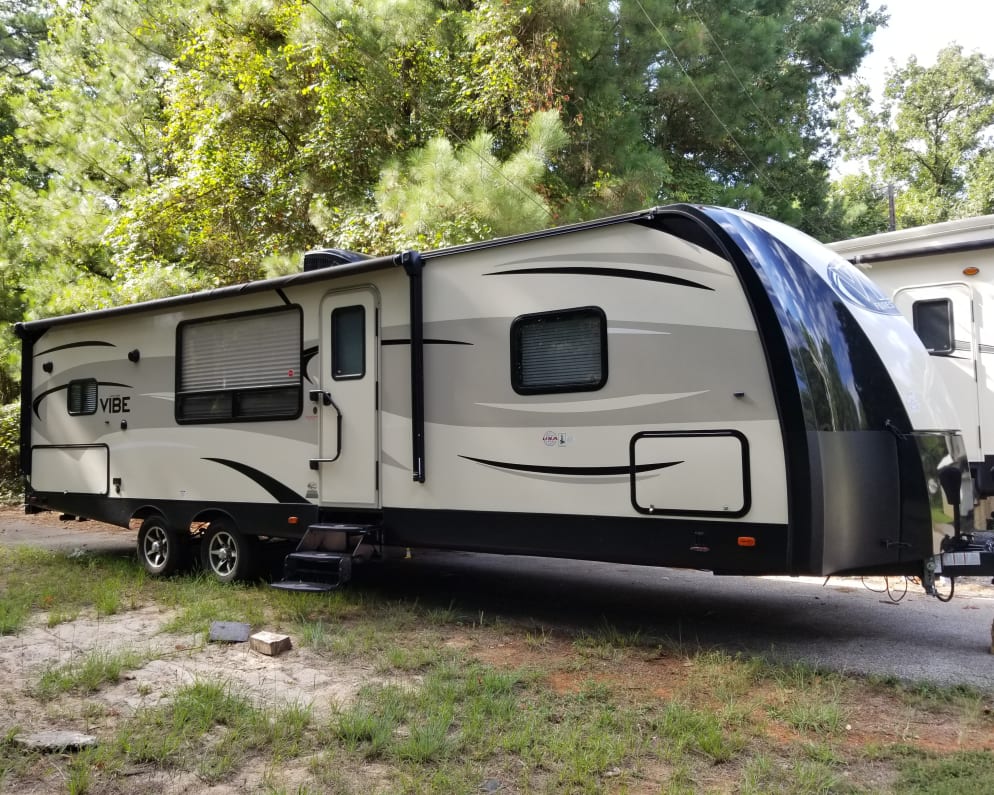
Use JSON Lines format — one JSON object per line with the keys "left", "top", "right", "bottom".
{"left": 458, "top": 455, "right": 682, "bottom": 476}
{"left": 382, "top": 339, "right": 474, "bottom": 346}
{"left": 302, "top": 345, "right": 318, "bottom": 384}
{"left": 202, "top": 458, "right": 309, "bottom": 504}
{"left": 35, "top": 340, "right": 116, "bottom": 356}
{"left": 484, "top": 266, "right": 713, "bottom": 291}
{"left": 32, "top": 381, "right": 132, "bottom": 419}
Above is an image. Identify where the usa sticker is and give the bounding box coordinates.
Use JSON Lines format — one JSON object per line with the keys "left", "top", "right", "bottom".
{"left": 542, "top": 431, "right": 572, "bottom": 447}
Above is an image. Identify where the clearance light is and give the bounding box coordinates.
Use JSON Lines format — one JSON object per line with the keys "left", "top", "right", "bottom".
{"left": 964, "top": 267, "right": 980, "bottom": 276}
{"left": 737, "top": 536, "right": 757, "bottom": 548}
{"left": 288, "top": 516, "right": 299, "bottom": 525}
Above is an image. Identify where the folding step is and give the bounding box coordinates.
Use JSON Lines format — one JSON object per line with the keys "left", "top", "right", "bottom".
{"left": 298, "top": 523, "right": 378, "bottom": 551}
{"left": 276, "top": 550, "right": 352, "bottom": 589}
{"left": 271, "top": 522, "right": 379, "bottom": 592}
{"left": 271, "top": 581, "right": 337, "bottom": 593}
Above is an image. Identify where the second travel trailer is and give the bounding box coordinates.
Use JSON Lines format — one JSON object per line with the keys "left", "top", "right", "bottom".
{"left": 829, "top": 215, "right": 994, "bottom": 505}
{"left": 15, "top": 205, "right": 983, "bottom": 596}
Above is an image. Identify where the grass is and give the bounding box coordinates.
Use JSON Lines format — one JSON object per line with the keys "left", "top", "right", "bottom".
{"left": 108, "top": 679, "right": 315, "bottom": 782}
{"left": 34, "top": 648, "right": 154, "bottom": 699}
{"left": 1, "top": 544, "right": 994, "bottom": 793}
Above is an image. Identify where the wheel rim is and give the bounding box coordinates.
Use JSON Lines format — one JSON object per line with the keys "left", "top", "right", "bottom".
{"left": 208, "top": 530, "right": 238, "bottom": 576}
{"left": 143, "top": 525, "right": 168, "bottom": 569}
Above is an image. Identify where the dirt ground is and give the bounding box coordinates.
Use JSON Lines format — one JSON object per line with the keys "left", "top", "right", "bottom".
{"left": 2, "top": 507, "right": 994, "bottom": 793}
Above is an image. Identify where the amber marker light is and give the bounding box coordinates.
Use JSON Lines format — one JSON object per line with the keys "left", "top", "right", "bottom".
{"left": 737, "top": 536, "right": 757, "bottom": 547}
{"left": 964, "top": 267, "right": 980, "bottom": 276}
{"left": 288, "top": 516, "right": 299, "bottom": 525}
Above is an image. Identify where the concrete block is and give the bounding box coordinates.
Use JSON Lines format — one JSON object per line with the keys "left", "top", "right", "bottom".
{"left": 250, "top": 630, "right": 292, "bottom": 656}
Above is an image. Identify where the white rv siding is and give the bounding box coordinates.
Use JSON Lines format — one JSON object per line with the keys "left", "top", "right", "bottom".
{"left": 27, "top": 222, "right": 787, "bottom": 525}
{"left": 830, "top": 216, "right": 994, "bottom": 472}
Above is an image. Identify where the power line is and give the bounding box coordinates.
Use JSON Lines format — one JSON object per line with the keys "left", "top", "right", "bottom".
{"left": 301, "top": 0, "right": 554, "bottom": 225}
{"left": 683, "top": 5, "right": 783, "bottom": 141}
{"left": 631, "top": 0, "right": 836, "bottom": 240}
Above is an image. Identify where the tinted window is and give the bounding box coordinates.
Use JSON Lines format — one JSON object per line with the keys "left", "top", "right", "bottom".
{"left": 511, "top": 307, "right": 607, "bottom": 394}
{"left": 332, "top": 305, "right": 365, "bottom": 380}
{"left": 913, "top": 299, "right": 954, "bottom": 354}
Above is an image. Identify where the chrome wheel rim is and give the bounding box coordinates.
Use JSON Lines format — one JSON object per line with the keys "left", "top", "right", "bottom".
{"left": 142, "top": 525, "right": 168, "bottom": 570}
{"left": 208, "top": 530, "right": 238, "bottom": 577}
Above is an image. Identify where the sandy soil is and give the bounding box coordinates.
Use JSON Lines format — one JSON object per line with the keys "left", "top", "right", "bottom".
{"left": 3, "top": 507, "right": 994, "bottom": 793}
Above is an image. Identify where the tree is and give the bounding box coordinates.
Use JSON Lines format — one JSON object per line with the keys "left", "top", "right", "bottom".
{"left": 835, "top": 44, "right": 994, "bottom": 230}
{"left": 1, "top": 0, "right": 885, "bottom": 319}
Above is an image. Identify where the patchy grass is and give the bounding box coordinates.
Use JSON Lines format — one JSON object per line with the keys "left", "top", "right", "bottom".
{"left": 34, "top": 648, "right": 154, "bottom": 699}
{"left": 896, "top": 749, "right": 994, "bottom": 793}
{"left": 106, "top": 679, "right": 315, "bottom": 782}
{"left": 1, "top": 543, "right": 994, "bottom": 793}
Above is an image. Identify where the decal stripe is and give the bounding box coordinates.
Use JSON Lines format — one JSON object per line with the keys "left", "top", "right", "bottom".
{"left": 485, "top": 266, "right": 714, "bottom": 291}
{"left": 302, "top": 345, "right": 318, "bottom": 384}
{"left": 458, "top": 455, "right": 682, "bottom": 476}
{"left": 382, "top": 339, "right": 474, "bottom": 346}
{"left": 202, "top": 458, "right": 309, "bottom": 504}
{"left": 35, "top": 340, "right": 115, "bottom": 356}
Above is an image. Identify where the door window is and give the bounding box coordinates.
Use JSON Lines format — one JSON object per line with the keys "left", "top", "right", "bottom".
{"left": 912, "top": 298, "right": 954, "bottom": 354}
{"left": 331, "top": 305, "right": 366, "bottom": 380}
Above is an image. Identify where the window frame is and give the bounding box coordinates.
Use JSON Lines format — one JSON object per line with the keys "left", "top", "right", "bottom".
{"left": 510, "top": 306, "right": 608, "bottom": 395}
{"left": 67, "top": 378, "right": 98, "bottom": 416}
{"left": 912, "top": 298, "right": 955, "bottom": 355}
{"left": 175, "top": 305, "right": 304, "bottom": 424}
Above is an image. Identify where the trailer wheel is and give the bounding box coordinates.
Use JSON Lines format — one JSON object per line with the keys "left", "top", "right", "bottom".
{"left": 201, "top": 520, "right": 256, "bottom": 583}
{"left": 137, "top": 515, "right": 186, "bottom": 577}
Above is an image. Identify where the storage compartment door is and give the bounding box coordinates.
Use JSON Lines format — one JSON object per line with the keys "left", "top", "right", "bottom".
{"left": 31, "top": 445, "right": 109, "bottom": 495}
{"left": 630, "top": 431, "right": 750, "bottom": 517}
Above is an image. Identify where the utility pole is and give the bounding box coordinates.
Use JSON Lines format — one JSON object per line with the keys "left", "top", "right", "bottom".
{"left": 887, "top": 183, "right": 896, "bottom": 231}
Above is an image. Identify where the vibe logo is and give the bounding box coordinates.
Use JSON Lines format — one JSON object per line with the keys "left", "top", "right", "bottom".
{"left": 100, "top": 395, "right": 131, "bottom": 413}
{"left": 827, "top": 260, "right": 899, "bottom": 315}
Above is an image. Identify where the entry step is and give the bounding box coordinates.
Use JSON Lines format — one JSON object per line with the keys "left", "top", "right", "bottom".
{"left": 271, "top": 580, "right": 338, "bottom": 593}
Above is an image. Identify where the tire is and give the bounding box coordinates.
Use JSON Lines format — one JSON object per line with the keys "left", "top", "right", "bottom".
{"left": 137, "top": 515, "right": 186, "bottom": 577}
{"left": 200, "top": 520, "right": 256, "bottom": 583}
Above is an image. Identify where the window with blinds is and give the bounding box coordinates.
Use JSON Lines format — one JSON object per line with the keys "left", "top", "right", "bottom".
{"left": 176, "top": 306, "right": 302, "bottom": 423}
{"left": 511, "top": 307, "right": 607, "bottom": 394}
{"left": 67, "top": 379, "right": 98, "bottom": 415}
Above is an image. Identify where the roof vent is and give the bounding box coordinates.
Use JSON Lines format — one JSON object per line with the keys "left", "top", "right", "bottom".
{"left": 302, "top": 248, "right": 370, "bottom": 271}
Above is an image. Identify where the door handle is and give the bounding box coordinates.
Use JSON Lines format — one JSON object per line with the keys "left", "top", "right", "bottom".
{"left": 309, "top": 390, "right": 343, "bottom": 468}
{"left": 308, "top": 389, "right": 332, "bottom": 406}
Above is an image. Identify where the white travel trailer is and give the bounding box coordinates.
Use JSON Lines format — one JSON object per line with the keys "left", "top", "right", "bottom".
{"left": 16, "top": 205, "right": 979, "bottom": 594}
{"left": 830, "top": 216, "right": 994, "bottom": 501}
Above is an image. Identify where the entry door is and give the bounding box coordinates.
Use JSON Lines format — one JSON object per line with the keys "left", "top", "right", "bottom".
{"left": 894, "top": 283, "right": 981, "bottom": 456}
{"left": 317, "top": 288, "right": 379, "bottom": 507}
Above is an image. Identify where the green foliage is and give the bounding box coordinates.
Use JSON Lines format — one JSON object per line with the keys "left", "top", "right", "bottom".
{"left": 0, "top": 0, "right": 885, "bottom": 326}
{"left": 836, "top": 45, "right": 994, "bottom": 231}
{"left": 0, "top": 401, "right": 19, "bottom": 494}
{"left": 371, "top": 109, "right": 567, "bottom": 249}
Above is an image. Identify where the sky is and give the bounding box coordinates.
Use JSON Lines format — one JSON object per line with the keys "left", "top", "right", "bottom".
{"left": 854, "top": 0, "right": 994, "bottom": 94}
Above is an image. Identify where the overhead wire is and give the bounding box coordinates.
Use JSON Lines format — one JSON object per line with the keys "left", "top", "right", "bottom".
{"left": 631, "top": 0, "right": 839, "bottom": 241}
{"left": 683, "top": 4, "right": 784, "bottom": 142}
{"left": 301, "top": 0, "right": 555, "bottom": 225}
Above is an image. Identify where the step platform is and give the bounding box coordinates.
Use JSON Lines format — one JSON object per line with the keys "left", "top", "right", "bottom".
{"left": 271, "top": 523, "right": 377, "bottom": 592}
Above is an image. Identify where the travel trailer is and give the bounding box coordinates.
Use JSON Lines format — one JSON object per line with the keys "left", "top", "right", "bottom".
{"left": 15, "top": 205, "right": 983, "bottom": 595}
{"left": 830, "top": 216, "right": 994, "bottom": 501}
